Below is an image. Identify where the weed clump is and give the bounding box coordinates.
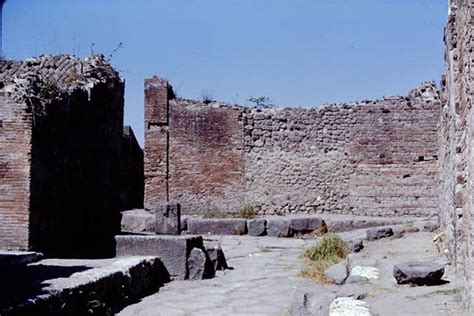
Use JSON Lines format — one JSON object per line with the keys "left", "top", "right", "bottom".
{"left": 301, "top": 233, "right": 349, "bottom": 283}
{"left": 237, "top": 204, "right": 257, "bottom": 219}
{"left": 202, "top": 204, "right": 231, "bottom": 219}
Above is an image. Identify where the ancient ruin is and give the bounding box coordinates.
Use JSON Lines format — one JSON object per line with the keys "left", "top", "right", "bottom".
{"left": 1, "top": 0, "right": 474, "bottom": 315}
{"left": 0, "top": 55, "right": 142, "bottom": 257}
{"left": 144, "top": 78, "right": 440, "bottom": 217}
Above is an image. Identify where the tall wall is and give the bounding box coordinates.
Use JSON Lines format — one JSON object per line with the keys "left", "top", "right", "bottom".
{"left": 439, "top": 0, "right": 474, "bottom": 311}
{"left": 144, "top": 78, "right": 441, "bottom": 218}
{"left": 0, "top": 89, "right": 32, "bottom": 250}
{"left": 0, "top": 55, "right": 124, "bottom": 257}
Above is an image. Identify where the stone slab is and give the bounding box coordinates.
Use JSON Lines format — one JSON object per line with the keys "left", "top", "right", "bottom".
{"left": 0, "top": 251, "right": 43, "bottom": 266}
{"left": 266, "top": 218, "right": 292, "bottom": 237}
{"left": 247, "top": 218, "right": 267, "bottom": 236}
{"left": 121, "top": 209, "right": 155, "bottom": 233}
{"left": 187, "top": 218, "right": 247, "bottom": 235}
{"left": 115, "top": 235, "right": 204, "bottom": 280}
{"left": 288, "top": 216, "right": 324, "bottom": 234}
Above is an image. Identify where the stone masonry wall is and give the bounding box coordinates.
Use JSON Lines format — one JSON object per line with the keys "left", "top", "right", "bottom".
{"left": 439, "top": 0, "right": 474, "bottom": 311}
{"left": 144, "top": 78, "right": 440, "bottom": 218}
{"left": 0, "top": 55, "right": 125, "bottom": 257}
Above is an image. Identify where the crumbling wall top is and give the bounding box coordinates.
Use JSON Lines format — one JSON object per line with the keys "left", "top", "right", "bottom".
{"left": 0, "top": 54, "right": 122, "bottom": 103}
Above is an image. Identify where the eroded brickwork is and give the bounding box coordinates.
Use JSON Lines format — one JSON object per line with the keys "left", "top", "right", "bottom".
{"left": 0, "top": 55, "right": 125, "bottom": 257}
{"left": 144, "top": 79, "right": 440, "bottom": 217}
{"left": 439, "top": 0, "right": 474, "bottom": 310}
{"left": 0, "top": 92, "right": 32, "bottom": 250}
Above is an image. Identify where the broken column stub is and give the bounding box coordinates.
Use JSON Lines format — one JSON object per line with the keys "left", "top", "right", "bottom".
{"left": 155, "top": 203, "right": 181, "bottom": 235}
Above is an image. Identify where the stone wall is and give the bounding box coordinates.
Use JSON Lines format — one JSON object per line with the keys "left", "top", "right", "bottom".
{"left": 0, "top": 55, "right": 125, "bottom": 257}
{"left": 439, "top": 0, "right": 474, "bottom": 311}
{"left": 144, "top": 78, "right": 441, "bottom": 218}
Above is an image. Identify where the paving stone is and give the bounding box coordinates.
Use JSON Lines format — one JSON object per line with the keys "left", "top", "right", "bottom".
{"left": 393, "top": 262, "right": 445, "bottom": 285}
{"left": 266, "top": 218, "right": 291, "bottom": 237}
{"left": 324, "top": 262, "right": 348, "bottom": 285}
{"left": 329, "top": 297, "right": 371, "bottom": 316}
{"left": 350, "top": 266, "right": 379, "bottom": 280}
{"left": 247, "top": 218, "right": 267, "bottom": 236}
{"left": 115, "top": 235, "right": 204, "bottom": 280}
{"left": 121, "top": 209, "right": 155, "bottom": 233}
{"left": 345, "top": 275, "right": 369, "bottom": 284}
{"left": 366, "top": 227, "right": 394, "bottom": 241}
{"left": 187, "top": 218, "right": 247, "bottom": 235}
{"left": 290, "top": 288, "right": 334, "bottom": 316}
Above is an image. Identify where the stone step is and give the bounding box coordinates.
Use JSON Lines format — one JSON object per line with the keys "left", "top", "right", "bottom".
{"left": 0, "top": 256, "right": 168, "bottom": 315}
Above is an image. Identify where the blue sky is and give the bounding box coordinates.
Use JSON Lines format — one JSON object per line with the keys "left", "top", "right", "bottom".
{"left": 3, "top": 0, "right": 447, "bottom": 145}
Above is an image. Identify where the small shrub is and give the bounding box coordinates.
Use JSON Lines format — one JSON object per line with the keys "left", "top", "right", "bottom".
{"left": 248, "top": 96, "right": 274, "bottom": 108}
{"left": 235, "top": 204, "right": 257, "bottom": 219}
{"left": 304, "top": 233, "right": 348, "bottom": 261}
{"left": 202, "top": 204, "right": 230, "bottom": 219}
{"left": 301, "top": 234, "right": 349, "bottom": 283}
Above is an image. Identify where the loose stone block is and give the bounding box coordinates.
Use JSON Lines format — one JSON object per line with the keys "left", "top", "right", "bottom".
{"left": 121, "top": 209, "right": 155, "bottom": 233}
{"left": 247, "top": 219, "right": 267, "bottom": 236}
{"left": 187, "top": 219, "right": 247, "bottom": 235}
{"left": 393, "top": 262, "right": 445, "bottom": 285}
{"left": 116, "top": 235, "right": 204, "bottom": 280}
{"left": 266, "top": 218, "right": 291, "bottom": 237}
{"left": 155, "top": 203, "right": 181, "bottom": 235}
{"left": 324, "top": 262, "right": 348, "bottom": 285}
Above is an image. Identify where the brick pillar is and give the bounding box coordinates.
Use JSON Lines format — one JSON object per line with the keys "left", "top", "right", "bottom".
{"left": 144, "top": 77, "right": 171, "bottom": 211}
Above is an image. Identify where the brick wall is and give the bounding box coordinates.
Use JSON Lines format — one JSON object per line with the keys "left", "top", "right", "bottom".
{"left": 439, "top": 0, "right": 474, "bottom": 311}
{"left": 144, "top": 79, "right": 440, "bottom": 217}
{"left": 0, "top": 55, "right": 124, "bottom": 257}
{"left": 0, "top": 92, "right": 32, "bottom": 250}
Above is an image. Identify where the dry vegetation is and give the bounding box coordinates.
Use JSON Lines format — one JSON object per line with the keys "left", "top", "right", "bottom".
{"left": 301, "top": 233, "right": 349, "bottom": 283}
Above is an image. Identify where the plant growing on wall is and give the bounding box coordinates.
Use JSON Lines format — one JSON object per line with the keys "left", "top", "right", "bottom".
{"left": 248, "top": 96, "right": 274, "bottom": 109}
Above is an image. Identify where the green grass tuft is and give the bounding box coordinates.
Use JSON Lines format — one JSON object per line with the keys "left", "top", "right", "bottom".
{"left": 301, "top": 233, "right": 349, "bottom": 283}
